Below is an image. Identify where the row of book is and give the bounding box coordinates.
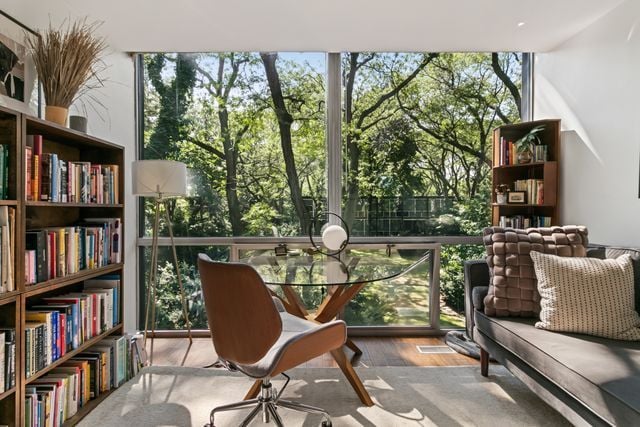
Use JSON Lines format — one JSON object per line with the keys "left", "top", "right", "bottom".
{"left": 0, "top": 328, "right": 15, "bottom": 392}
{"left": 0, "top": 144, "right": 9, "bottom": 200}
{"left": 0, "top": 206, "right": 15, "bottom": 294}
{"left": 24, "top": 275, "right": 120, "bottom": 378}
{"left": 25, "top": 218, "right": 121, "bottom": 285}
{"left": 532, "top": 144, "right": 549, "bottom": 162}
{"left": 497, "top": 137, "right": 549, "bottom": 166}
{"left": 25, "top": 135, "right": 120, "bottom": 204}
{"left": 24, "top": 333, "right": 146, "bottom": 427}
{"left": 513, "top": 179, "right": 544, "bottom": 205}
{"left": 498, "top": 215, "right": 552, "bottom": 229}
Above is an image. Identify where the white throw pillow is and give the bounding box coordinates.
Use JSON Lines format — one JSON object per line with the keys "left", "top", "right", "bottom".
{"left": 530, "top": 251, "right": 640, "bottom": 340}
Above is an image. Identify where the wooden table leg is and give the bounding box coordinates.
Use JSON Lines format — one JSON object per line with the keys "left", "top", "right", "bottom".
{"left": 345, "top": 338, "right": 362, "bottom": 356}
{"left": 244, "top": 379, "right": 262, "bottom": 400}
{"left": 331, "top": 347, "right": 374, "bottom": 406}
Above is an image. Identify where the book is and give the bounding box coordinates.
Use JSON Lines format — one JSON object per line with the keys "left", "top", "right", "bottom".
{"left": 26, "top": 230, "right": 48, "bottom": 283}
{"left": 0, "top": 206, "right": 14, "bottom": 292}
{"left": 40, "top": 153, "right": 51, "bottom": 201}
{"left": 25, "top": 145, "right": 33, "bottom": 200}
{"left": 0, "top": 331, "right": 4, "bottom": 391}
{"left": 84, "top": 274, "right": 121, "bottom": 325}
{"left": 0, "top": 328, "right": 16, "bottom": 391}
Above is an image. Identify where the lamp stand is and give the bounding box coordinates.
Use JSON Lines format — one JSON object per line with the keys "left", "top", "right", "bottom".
{"left": 144, "top": 197, "right": 193, "bottom": 364}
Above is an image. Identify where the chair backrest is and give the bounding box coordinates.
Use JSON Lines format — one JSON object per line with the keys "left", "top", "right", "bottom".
{"left": 198, "top": 254, "right": 282, "bottom": 365}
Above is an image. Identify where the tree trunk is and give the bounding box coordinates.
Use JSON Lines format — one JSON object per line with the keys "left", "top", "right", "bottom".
{"left": 491, "top": 53, "right": 521, "bottom": 118}
{"left": 218, "top": 107, "right": 244, "bottom": 235}
{"left": 343, "top": 53, "right": 361, "bottom": 228}
{"left": 261, "top": 52, "right": 308, "bottom": 232}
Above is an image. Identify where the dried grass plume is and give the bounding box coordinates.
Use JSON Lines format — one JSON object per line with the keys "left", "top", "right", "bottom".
{"left": 28, "top": 19, "right": 106, "bottom": 109}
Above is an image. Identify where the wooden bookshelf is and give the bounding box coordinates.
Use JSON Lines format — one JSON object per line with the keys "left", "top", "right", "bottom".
{"left": 0, "top": 105, "right": 125, "bottom": 427}
{"left": 492, "top": 119, "right": 561, "bottom": 228}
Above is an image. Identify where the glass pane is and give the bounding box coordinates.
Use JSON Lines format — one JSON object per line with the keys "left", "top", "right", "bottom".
{"left": 343, "top": 248, "right": 432, "bottom": 327}
{"left": 140, "top": 245, "right": 229, "bottom": 330}
{"left": 141, "top": 52, "right": 326, "bottom": 237}
{"left": 439, "top": 243, "right": 486, "bottom": 329}
{"left": 341, "top": 52, "right": 522, "bottom": 237}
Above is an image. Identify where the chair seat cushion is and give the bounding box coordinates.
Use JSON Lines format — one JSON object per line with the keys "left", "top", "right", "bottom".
{"left": 236, "top": 313, "right": 346, "bottom": 379}
{"left": 475, "top": 310, "right": 640, "bottom": 425}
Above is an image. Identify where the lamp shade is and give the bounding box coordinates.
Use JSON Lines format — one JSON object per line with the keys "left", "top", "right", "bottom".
{"left": 322, "top": 224, "right": 348, "bottom": 251}
{"left": 132, "top": 160, "right": 187, "bottom": 197}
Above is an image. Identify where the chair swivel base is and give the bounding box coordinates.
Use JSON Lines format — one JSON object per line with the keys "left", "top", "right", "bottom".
{"left": 206, "top": 375, "right": 332, "bottom": 427}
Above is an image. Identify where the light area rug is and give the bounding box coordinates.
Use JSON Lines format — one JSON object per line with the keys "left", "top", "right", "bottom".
{"left": 78, "top": 365, "right": 569, "bottom": 426}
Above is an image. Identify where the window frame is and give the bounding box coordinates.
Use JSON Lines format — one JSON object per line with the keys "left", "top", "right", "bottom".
{"left": 134, "top": 52, "right": 533, "bottom": 334}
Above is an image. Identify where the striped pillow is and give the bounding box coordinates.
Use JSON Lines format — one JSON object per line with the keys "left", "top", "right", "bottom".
{"left": 530, "top": 251, "right": 640, "bottom": 340}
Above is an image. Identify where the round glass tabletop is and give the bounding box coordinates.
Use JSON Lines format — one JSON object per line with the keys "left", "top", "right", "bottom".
{"left": 239, "top": 249, "right": 432, "bottom": 286}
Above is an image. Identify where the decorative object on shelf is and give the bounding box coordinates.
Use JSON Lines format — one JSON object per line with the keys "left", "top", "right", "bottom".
{"left": 308, "top": 211, "right": 350, "bottom": 256}
{"left": 508, "top": 191, "right": 526, "bottom": 204}
{"left": 0, "top": 11, "right": 41, "bottom": 116}
{"left": 69, "top": 115, "right": 88, "bottom": 132}
{"left": 495, "top": 184, "right": 509, "bottom": 205}
{"left": 514, "top": 125, "right": 545, "bottom": 164}
{"left": 27, "top": 19, "right": 106, "bottom": 126}
{"left": 132, "top": 160, "right": 193, "bottom": 356}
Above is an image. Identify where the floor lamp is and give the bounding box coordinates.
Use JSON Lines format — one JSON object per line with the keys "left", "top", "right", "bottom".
{"left": 133, "top": 160, "right": 193, "bottom": 362}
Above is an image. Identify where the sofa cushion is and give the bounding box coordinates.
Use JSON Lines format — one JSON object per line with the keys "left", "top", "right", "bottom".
{"left": 588, "top": 247, "right": 640, "bottom": 313}
{"left": 482, "top": 226, "right": 589, "bottom": 317}
{"left": 475, "top": 310, "right": 640, "bottom": 426}
{"left": 531, "top": 251, "right": 640, "bottom": 340}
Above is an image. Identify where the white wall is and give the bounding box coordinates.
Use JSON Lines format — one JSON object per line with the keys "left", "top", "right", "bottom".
{"left": 2, "top": 5, "right": 138, "bottom": 332}
{"left": 534, "top": 0, "right": 640, "bottom": 247}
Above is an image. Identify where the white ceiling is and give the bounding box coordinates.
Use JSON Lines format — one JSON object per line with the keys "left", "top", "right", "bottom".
{"left": 2, "top": 0, "right": 625, "bottom": 52}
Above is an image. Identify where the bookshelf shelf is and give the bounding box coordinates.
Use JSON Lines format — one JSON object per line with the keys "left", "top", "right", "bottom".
{"left": 493, "top": 161, "right": 553, "bottom": 170}
{"left": 0, "top": 105, "right": 126, "bottom": 426}
{"left": 25, "top": 324, "right": 124, "bottom": 384}
{"left": 491, "top": 203, "right": 555, "bottom": 208}
{"left": 25, "top": 116, "right": 123, "bottom": 151}
{"left": 24, "top": 263, "right": 124, "bottom": 298}
{"left": 0, "top": 291, "right": 19, "bottom": 304}
{"left": 492, "top": 119, "right": 561, "bottom": 228}
{"left": 0, "top": 386, "right": 15, "bottom": 401}
{"left": 25, "top": 201, "right": 124, "bottom": 208}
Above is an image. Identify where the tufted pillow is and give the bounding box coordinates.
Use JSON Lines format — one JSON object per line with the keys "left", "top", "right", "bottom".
{"left": 530, "top": 251, "right": 640, "bottom": 340}
{"left": 483, "top": 226, "right": 588, "bottom": 317}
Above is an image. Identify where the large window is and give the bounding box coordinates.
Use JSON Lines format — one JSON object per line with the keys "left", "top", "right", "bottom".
{"left": 142, "top": 52, "right": 326, "bottom": 238}
{"left": 341, "top": 52, "right": 522, "bottom": 236}
{"left": 138, "top": 52, "right": 526, "bottom": 331}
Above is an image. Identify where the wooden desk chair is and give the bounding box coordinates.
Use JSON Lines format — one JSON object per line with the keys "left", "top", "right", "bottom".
{"left": 198, "top": 254, "right": 347, "bottom": 426}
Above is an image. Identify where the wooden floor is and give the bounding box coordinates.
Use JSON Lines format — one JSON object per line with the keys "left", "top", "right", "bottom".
{"left": 147, "top": 337, "right": 477, "bottom": 368}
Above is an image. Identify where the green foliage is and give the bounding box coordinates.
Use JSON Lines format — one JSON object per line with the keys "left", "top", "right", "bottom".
{"left": 243, "top": 202, "right": 279, "bottom": 236}
{"left": 440, "top": 244, "right": 486, "bottom": 313}
{"left": 141, "top": 51, "right": 521, "bottom": 329}
{"left": 514, "top": 124, "right": 545, "bottom": 152}
{"left": 439, "top": 188, "right": 491, "bottom": 312}
{"left": 344, "top": 287, "right": 399, "bottom": 326}
{"left": 152, "top": 260, "right": 208, "bottom": 330}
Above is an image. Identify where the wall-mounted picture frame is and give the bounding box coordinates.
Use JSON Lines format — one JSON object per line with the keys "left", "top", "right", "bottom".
{"left": 508, "top": 191, "right": 526, "bottom": 204}
{"left": 0, "top": 10, "right": 41, "bottom": 117}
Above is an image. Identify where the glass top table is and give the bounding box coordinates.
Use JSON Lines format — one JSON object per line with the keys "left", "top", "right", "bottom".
{"left": 239, "top": 249, "right": 432, "bottom": 286}
{"left": 237, "top": 246, "right": 436, "bottom": 407}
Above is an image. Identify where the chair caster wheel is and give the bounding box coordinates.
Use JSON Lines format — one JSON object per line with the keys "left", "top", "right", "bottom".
{"left": 321, "top": 421, "right": 332, "bottom": 427}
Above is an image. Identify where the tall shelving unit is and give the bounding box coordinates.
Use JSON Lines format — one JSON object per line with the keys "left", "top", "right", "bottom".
{"left": 492, "top": 119, "right": 561, "bottom": 228}
{"left": 0, "top": 105, "right": 125, "bottom": 426}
